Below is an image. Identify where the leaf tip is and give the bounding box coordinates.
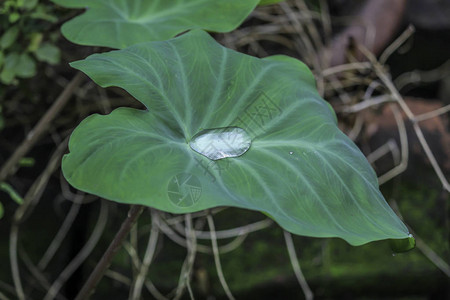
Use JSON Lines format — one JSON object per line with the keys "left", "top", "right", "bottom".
{"left": 389, "top": 234, "right": 416, "bottom": 253}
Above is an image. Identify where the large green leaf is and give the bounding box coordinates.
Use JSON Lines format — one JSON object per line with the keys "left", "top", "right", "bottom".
{"left": 52, "top": 0, "right": 259, "bottom": 48}
{"left": 63, "top": 30, "right": 410, "bottom": 246}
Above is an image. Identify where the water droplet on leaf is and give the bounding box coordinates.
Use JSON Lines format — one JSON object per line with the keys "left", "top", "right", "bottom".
{"left": 189, "top": 127, "right": 251, "bottom": 160}
{"left": 289, "top": 151, "right": 294, "bottom": 155}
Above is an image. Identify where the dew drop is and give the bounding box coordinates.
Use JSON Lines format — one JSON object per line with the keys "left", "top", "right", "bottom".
{"left": 289, "top": 151, "right": 294, "bottom": 155}
{"left": 189, "top": 127, "right": 252, "bottom": 161}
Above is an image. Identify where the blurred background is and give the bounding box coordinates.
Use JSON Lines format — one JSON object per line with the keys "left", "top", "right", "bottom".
{"left": 0, "top": 0, "right": 449, "bottom": 299}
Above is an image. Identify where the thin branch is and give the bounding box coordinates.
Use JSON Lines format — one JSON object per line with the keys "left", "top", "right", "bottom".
{"left": 157, "top": 212, "right": 253, "bottom": 255}
{"left": 283, "top": 231, "right": 313, "bottom": 300}
{"left": 341, "top": 95, "right": 393, "bottom": 113}
{"left": 174, "top": 214, "right": 197, "bottom": 300}
{"left": 74, "top": 205, "right": 144, "bottom": 300}
{"left": 415, "top": 237, "right": 450, "bottom": 277}
{"left": 377, "top": 104, "right": 409, "bottom": 185}
{"left": 279, "top": 1, "right": 322, "bottom": 72}
{"left": 163, "top": 208, "right": 226, "bottom": 226}
{"left": 413, "top": 104, "right": 450, "bottom": 122}
{"left": 367, "top": 139, "right": 400, "bottom": 165}
{"left": 174, "top": 218, "right": 273, "bottom": 239}
{"left": 322, "top": 62, "right": 372, "bottom": 77}
{"left": 411, "top": 121, "right": 450, "bottom": 192}
{"left": 394, "top": 59, "right": 450, "bottom": 91}
{"left": 6, "top": 141, "right": 73, "bottom": 300}
{"left": 379, "top": 25, "right": 415, "bottom": 64}
{"left": 347, "top": 114, "right": 364, "bottom": 141}
{"left": 38, "top": 196, "right": 83, "bottom": 270}
{"left": 9, "top": 223, "right": 25, "bottom": 300}
{"left": 44, "top": 200, "right": 109, "bottom": 300}
{"left": 104, "top": 269, "right": 132, "bottom": 286}
{"left": 123, "top": 240, "right": 141, "bottom": 272}
{"left": 318, "top": 0, "right": 332, "bottom": 45}
{"left": 20, "top": 249, "right": 68, "bottom": 300}
{"left": 357, "top": 43, "right": 450, "bottom": 191}
{"left": 130, "top": 214, "right": 140, "bottom": 280}
{"left": 19, "top": 137, "right": 71, "bottom": 222}
{"left": 130, "top": 210, "right": 160, "bottom": 300}
{"left": 144, "top": 280, "right": 169, "bottom": 300}
{"left": 206, "top": 213, "right": 235, "bottom": 300}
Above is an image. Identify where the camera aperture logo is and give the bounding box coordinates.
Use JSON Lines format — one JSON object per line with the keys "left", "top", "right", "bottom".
{"left": 167, "top": 173, "right": 202, "bottom": 208}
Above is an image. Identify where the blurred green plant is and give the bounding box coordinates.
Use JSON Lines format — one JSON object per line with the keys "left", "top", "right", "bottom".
{"left": 0, "top": 0, "right": 61, "bottom": 85}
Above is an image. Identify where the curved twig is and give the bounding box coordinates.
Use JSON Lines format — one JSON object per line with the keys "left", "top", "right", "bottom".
{"left": 206, "top": 213, "right": 235, "bottom": 300}
{"left": 38, "top": 195, "right": 83, "bottom": 270}
{"left": 174, "top": 214, "right": 197, "bottom": 300}
{"left": 130, "top": 210, "right": 160, "bottom": 300}
{"left": 283, "top": 231, "right": 313, "bottom": 300}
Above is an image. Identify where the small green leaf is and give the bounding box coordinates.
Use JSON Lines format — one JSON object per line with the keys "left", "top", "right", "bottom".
{"left": 15, "top": 53, "right": 36, "bottom": 78}
{"left": 35, "top": 42, "right": 60, "bottom": 64}
{"left": 259, "top": 0, "right": 285, "bottom": 5}
{"left": 0, "top": 68, "right": 16, "bottom": 84}
{"left": 0, "top": 26, "right": 20, "bottom": 49}
{"left": 9, "top": 12, "right": 21, "bottom": 23}
{"left": 52, "top": 0, "right": 260, "bottom": 48}
{"left": 0, "top": 52, "right": 19, "bottom": 84}
{"left": 63, "top": 30, "right": 410, "bottom": 246}
{"left": 0, "top": 182, "right": 24, "bottom": 205}
{"left": 19, "top": 157, "right": 35, "bottom": 167}
{"left": 27, "top": 32, "right": 43, "bottom": 52}
{"left": 0, "top": 201, "right": 4, "bottom": 219}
